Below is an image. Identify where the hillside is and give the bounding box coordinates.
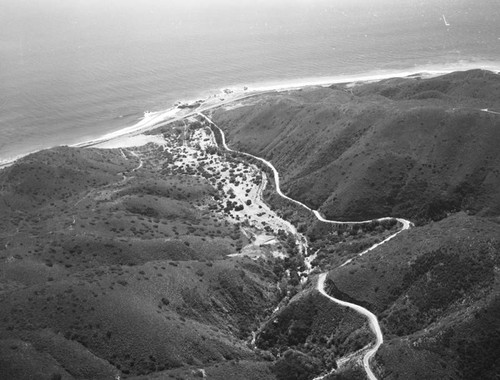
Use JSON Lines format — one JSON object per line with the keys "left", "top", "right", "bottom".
{"left": 0, "top": 134, "right": 283, "bottom": 379}
{"left": 325, "top": 213, "right": 500, "bottom": 379}
{"left": 208, "top": 70, "right": 500, "bottom": 379}
{"left": 1, "top": 69, "right": 499, "bottom": 380}
{"left": 211, "top": 69, "right": 500, "bottom": 223}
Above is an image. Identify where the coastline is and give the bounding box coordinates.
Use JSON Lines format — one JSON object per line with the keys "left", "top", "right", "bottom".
{"left": 1, "top": 63, "right": 500, "bottom": 170}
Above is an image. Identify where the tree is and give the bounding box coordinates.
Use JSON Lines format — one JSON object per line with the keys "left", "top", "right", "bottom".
{"left": 272, "top": 350, "right": 322, "bottom": 380}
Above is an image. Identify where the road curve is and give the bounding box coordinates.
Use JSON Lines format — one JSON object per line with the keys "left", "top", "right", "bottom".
{"left": 316, "top": 273, "right": 382, "bottom": 380}
{"left": 480, "top": 108, "right": 500, "bottom": 115}
{"left": 198, "top": 112, "right": 412, "bottom": 380}
{"left": 197, "top": 112, "right": 312, "bottom": 212}
{"left": 340, "top": 218, "right": 411, "bottom": 267}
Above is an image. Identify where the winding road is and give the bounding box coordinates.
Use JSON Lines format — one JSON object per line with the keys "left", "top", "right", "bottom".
{"left": 480, "top": 108, "right": 500, "bottom": 115}
{"left": 197, "top": 112, "right": 312, "bottom": 212}
{"left": 316, "top": 273, "right": 382, "bottom": 380}
{"left": 197, "top": 112, "right": 412, "bottom": 380}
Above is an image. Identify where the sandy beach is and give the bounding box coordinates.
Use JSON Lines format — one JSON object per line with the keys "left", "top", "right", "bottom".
{"left": 66, "top": 63, "right": 500, "bottom": 151}
{"left": 1, "top": 64, "right": 499, "bottom": 170}
{"left": 78, "top": 65, "right": 500, "bottom": 151}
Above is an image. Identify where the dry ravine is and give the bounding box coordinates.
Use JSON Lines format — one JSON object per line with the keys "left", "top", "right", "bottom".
{"left": 198, "top": 112, "right": 412, "bottom": 380}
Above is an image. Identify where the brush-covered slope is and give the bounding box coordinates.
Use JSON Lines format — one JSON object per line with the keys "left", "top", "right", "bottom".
{"left": 0, "top": 258, "right": 276, "bottom": 378}
{"left": 255, "top": 286, "right": 370, "bottom": 376}
{"left": 325, "top": 212, "right": 500, "bottom": 379}
{"left": 0, "top": 145, "right": 278, "bottom": 379}
{"left": 210, "top": 70, "right": 500, "bottom": 379}
{"left": 211, "top": 69, "right": 500, "bottom": 222}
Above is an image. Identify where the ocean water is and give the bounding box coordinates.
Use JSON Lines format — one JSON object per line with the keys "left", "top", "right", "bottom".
{"left": 1, "top": 0, "right": 500, "bottom": 162}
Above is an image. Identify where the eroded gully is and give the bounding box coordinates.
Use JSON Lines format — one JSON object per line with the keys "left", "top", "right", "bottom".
{"left": 197, "top": 112, "right": 412, "bottom": 380}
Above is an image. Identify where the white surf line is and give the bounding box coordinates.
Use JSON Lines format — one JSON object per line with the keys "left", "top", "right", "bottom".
{"left": 2, "top": 67, "right": 497, "bottom": 172}
{"left": 74, "top": 92, "right": 271, "bottom": 151}
{"left": 198, "top": 112, "right": 412, "bottom": 380}
{"left": 143, "top": 69, "right": 442, "bottom": 148}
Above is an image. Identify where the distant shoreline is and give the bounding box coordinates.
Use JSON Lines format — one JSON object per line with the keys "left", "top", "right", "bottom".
{"left": 1, "top": 65, "right": 499, "bottom": 171}
{"left": 59, "top": 66, "right": 500, "bottom": 150}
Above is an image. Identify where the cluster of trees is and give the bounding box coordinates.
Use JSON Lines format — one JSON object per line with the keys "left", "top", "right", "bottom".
{"left": 223, "top": 200, "right": 244, "bottom": 213}
{"left": 308, "top": 218, "right": 397, "bottom": 243}
{"left": 272, "top": 350, "right": 322, "bottom": 380}
{"left": 272, "top": 230, "right": 306, "bottom": 291}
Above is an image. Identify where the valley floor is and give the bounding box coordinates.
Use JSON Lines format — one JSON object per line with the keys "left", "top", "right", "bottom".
{"left": 1, "top": 69, "right": 499, "bottom": 380}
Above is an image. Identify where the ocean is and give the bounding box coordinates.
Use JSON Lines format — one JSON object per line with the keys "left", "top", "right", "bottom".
{"left": 1, "top": 0, "right": 499, "bottom": 163}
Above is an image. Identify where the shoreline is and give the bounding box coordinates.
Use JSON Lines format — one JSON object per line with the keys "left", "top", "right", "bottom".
{"left": 1, "top": 64, "right": 499, "bottom": 170}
